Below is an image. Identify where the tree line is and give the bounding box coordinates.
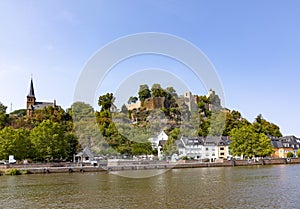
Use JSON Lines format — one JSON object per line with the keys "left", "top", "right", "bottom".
{"left": 92, "top": 84, "right": 283, "bottom": 158}
{"left": 0, "top": 83, "right": 285, "bottom": 161}
{"left": 0, "top": 102, "right": 80, "bottom": 162}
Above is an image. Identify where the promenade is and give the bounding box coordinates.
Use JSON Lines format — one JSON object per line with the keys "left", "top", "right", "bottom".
{"left": 1, "top": 158, "right": 300, "bottom": 174}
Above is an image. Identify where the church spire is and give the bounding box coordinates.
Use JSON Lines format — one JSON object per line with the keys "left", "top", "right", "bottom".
{"left": 28, "top": 76, "right": 35, "bottom": 97}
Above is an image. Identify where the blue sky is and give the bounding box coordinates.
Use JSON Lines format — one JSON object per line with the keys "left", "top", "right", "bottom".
{"left": 1, "top": 0, "right": 300, "bottom": 136}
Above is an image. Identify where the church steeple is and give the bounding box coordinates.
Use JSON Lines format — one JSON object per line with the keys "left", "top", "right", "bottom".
{"left": 26, "top": 77, "right": 36, "bottom": 117}
{"left": 28, "top": 77, "right": 35, "bottom": 97}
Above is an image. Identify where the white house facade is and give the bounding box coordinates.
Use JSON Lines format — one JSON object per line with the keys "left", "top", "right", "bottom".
{"left": 148, "top": 131, "right": 168, "bottom": 149}
{"left": 177, "top": 136, "right": 204, "bottom": 159}
{"left": 176, "top": 136, "right": 230, "bottom": 162}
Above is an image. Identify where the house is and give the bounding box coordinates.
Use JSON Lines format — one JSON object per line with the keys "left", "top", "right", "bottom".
{"left": 271, "top": 140, "right": 293, "bottom": 158}
{"left": 203, "top": 136, "right": 219, "bottom": 162}
{"left": 177, "top": 136, "right": 204, "bottom": 159}
{"left": 271, "top": 136, "right": 300, "bottom": 158}
{"left": 26, "top": 77, "right": 57, "bottom": 117}
{"left": 176, "top": 136, "right": 230, "bottom": 161}
{"left": 217, "top": 137, "right": 230, "bottom": 159}
{"left": 148, "top": 131, "right": 168, "bottom": 149}
{"left": 110, "top": 103, "right": 118, "bottom": 113}
{"left": 75, "top": 147, "right": 99, "bottom": 163}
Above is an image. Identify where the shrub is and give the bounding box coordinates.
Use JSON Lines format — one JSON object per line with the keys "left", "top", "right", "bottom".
{"left": 296, "top": 149, "right": 300, "bottom": 157}
{"left": 297, "top": 149, "right": 300, "bottom": 158}
{"left": 6, "top": 168, "right": 22, "bottom": 175}
{"left": 181, "top": 156, "right": 188, "bottom": 160}
{"left": 286, "top": 152, "right": 294, "bottom": 158}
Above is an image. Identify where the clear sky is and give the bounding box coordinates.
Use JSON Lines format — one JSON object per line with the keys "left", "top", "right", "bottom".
{"left": 1, "top": 0, "right": 300, "bottom": 136}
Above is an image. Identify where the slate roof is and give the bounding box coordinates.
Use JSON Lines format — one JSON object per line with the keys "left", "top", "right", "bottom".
{"left": 33, "top": 102, "right": 55, "bottom": 110}
{"left": 180, "top": 136, "right": 203, "bottom": 146}
{"left": 27, "top": 78, "right": 35, "bottom": 97}
{"left": 204, "top": 136, "right": 219, "bottom": 146}
{"left": 76, "top": 147, "right": 98, "bottom": 158}
{"left": 179, "top": 136, "right": 229, "bottom": 147}
{"left": 271, "top": 135, "right": 300, "bottom": 149}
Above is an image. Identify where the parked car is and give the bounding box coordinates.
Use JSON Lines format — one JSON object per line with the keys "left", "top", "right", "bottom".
{"left": 0, "top": 160, "right": 8, "bottom": 164}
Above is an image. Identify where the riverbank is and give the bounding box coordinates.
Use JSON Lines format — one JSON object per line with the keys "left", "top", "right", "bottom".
{"left": 1, "top": 158, "right": 300, "bottom": 175}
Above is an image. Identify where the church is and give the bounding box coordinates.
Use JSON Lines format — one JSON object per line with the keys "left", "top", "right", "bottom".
{"left": 26, "top": 78, "right": 57, "bottom": 117}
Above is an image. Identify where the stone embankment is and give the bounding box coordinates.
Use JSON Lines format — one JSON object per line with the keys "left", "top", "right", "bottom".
{"left": 1, "top": 158, "right": 300, "bottom": 174}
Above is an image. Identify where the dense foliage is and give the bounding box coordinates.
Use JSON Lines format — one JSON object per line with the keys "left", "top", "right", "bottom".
{"left": 0, "top": 83, "right": 289, "bottom": 161}
{"left": 0, "top": 105, "right": 80, "bottom": 162}
{"left": 286, "top": 152, "right": 294, "bottom": 158}
{"left": 297, "top": 149, "right": 300, "bottom": 158}
{"left": 229, "top": 125, "right": 274, "bottom": 158}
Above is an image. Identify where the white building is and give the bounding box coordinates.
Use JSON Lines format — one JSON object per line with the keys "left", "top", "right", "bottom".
{"left": 148, "top": 131, "right": 168, "bottom": 149}
{"left": 203, "top": 136, "right": 219, "bottom": 162}
{"left": 176, "top": 136, "right": 230, "bottom": 161}
{"left": 177, "top": 136, "right": 204, "bottom": 159}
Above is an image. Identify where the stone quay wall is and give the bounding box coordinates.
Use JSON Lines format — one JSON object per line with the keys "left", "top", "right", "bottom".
{"left": 1, "top": 158, "right": 300, "bottom": 174}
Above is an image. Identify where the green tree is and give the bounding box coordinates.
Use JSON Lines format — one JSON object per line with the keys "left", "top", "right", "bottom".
{"left": 71, "top": 102, "right": 95, "bottom": 121}
{"left": 131, "top": 142, "right": 152, "bottom": 155}
{"left": 165, "top": 87, "right": 178, "bottom": 99}
{"left": 0, "top": 112, "right": 7, "bottom": 130}
{"left": 297, "top": 149, "right": 300, "bottom": 158}
{"left": 151, "top": 83, "right": 166, "bottom": 97}
{"left": 229, "top": 125, "right": 274, "bottom": 158}
{"left": 128, "top": 96, "right": 138, "bottom": 104}
{"left": 98, "top": 93, "right": 115, "bottom": 112}
{"left": 0, "top": 127, "right": 33, "bottom": 160}
{"left": 222, "top": 110, "right": 250, "bottom": 136}
{"left": 229, "top": 125, "right": 254, "bottom": 158}
{"left": 0, "top": 102, "right": 7, "bottom": 129}
{"left": 198, "top": 117, "right": 210, "bottom": 137}
{"left": 255, "top": 133, "right": 274, "bottom": 157}
{"left": 208, "top": 111, "right": 226, "bottom": 136}
{"left": 65, "top": 132, "right": 81, "bottom": 161}
{"left": 138, "top": 84, "right": 151, "bottom": 102}
{"left": 163, "top": 128, "right": 180, "bottom": 155}
{"left": 33, "top": 106, "right": 72, "bottom": 128}
{"left": 13, "top": 128, "right": 33, "bottom": 160}
{"left": 30, "top": 120, "right": 67, "bottom": 161}
{"left": 0, "top": 102, "right": 7, "bottom": 114}
{"left": 0, "top": 127, "right": 14, "bottom": 160}
{"left": 253, "top": 114, "right": 282, "bottom": 137}
{"left": 287, "top": 152, "right": 294, "bottom": 158}
{"left": 10, "top": 109, "right": 26, "bottom": 116}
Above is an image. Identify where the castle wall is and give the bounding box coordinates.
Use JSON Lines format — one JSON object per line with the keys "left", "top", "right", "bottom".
{"left": 143, "top": 97, "right": 165, "bottom": 110}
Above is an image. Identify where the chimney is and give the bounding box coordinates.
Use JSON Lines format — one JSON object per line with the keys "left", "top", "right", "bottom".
{"left": 54, "top": 99, "right": 56, "bottom": 107}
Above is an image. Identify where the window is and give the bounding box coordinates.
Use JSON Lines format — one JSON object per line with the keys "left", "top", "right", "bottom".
{"left": 206, "top": 148, "right": 209, "bottom": 151}
{"left": 220, "top": 147, "right": 224, "bottom": 150}
{"left": 220, "top": 152, "right": 224, "bottom": 156}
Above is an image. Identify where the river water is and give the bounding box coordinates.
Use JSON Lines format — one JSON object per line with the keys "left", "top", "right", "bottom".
{"left": 1, "top": 164, "right": 300, "bottom": 208}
